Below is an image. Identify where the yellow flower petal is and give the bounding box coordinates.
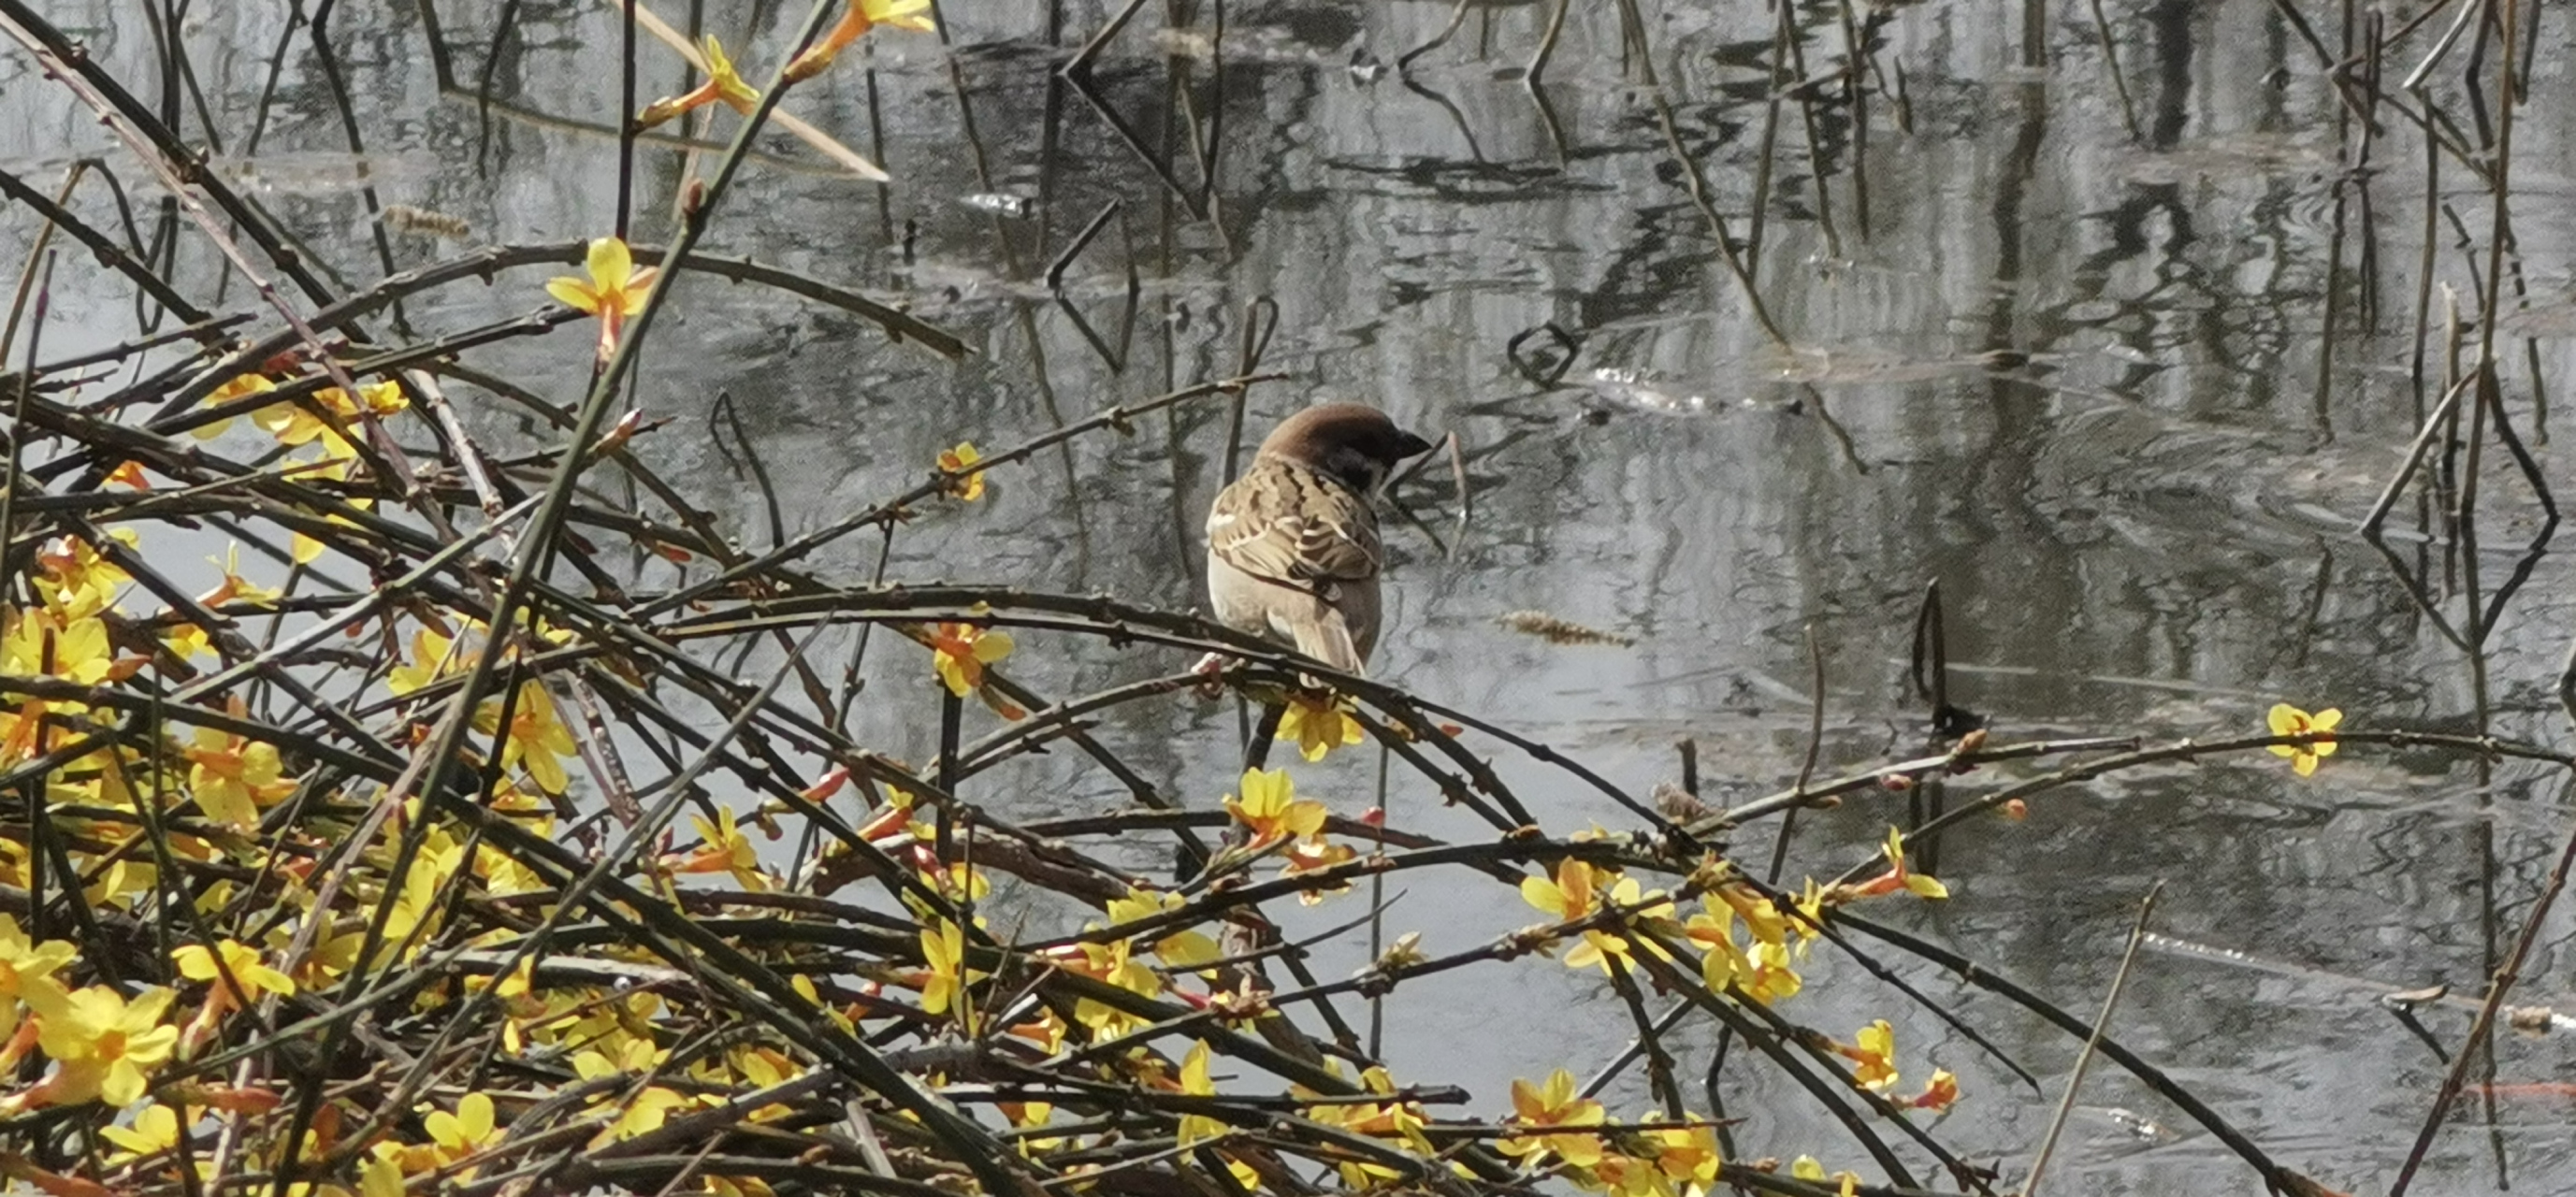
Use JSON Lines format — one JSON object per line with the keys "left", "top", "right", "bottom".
{"left": 619, "top": 267, "right": 659, "bottom": 311}
{"left": 1520, "top": 874, "right": 1566, "bottom": 917}
{"left": 865, "top": 0, "right": 935, "bottom": 32}
{"left": 586, "top": 237, "right": 632, "bottom": 290}
{"left": 1509, "top": 1076, "right": 1545, "bottom": 1122}
{"left": 545, "top": 277, "right": 601, "bottom": 313}
{"left": 972, "top": 629, "right": 1014, "bottom": 664}
{"left": 1700, "top": 941, "right": 1737, "bottom": 992}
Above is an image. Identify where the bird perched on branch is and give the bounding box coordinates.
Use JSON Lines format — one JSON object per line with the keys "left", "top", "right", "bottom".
{"left": 1205, "top": 403, "right": 1435, "bottom": 675}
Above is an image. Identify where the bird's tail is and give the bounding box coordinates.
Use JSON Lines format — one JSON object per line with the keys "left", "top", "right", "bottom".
{"left": 1292, "top": 617, "right": 1366, "bottom": 678}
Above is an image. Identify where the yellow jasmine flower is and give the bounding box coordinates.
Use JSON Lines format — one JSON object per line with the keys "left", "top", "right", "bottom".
{"left": 173, "top": 938, "right": 294, "bottom": 1003}
{"left": 32, "top": 534, "right": 133, "bottom": 619}
{"left": 193, "top": 373, "right": 276, "bottom": 440}
{"left": 386, "top": 626, "right": 456, "bottom": 697}
{"left": 593, "top": 1086, "right": 695, "bottom": 1145}
{"left": 927, "top": 623, "right": 1023, "bottom": 717}
{"left": 426, "top": 1091, "right": 501, "bottom": 1167}
{"left": 252, "top": 380, "right": 406, "bottom": 459}
{"left": 30, "top": 984, "right": 181, "bottom": 1106}
{"left": 1834, "top": 1019, "right": 1899, "bottom": 1091}
{"left": 197, "top": 542, "right": 281, "bottom": 609}
{"left": 1105, "top": 887, "right": 1220, "bottom": 969}
{"left": 474, "top": 680, "right": 579, "bottom": 795}
{"left": 1842, "top": 827, "right": 1948, "bottom": 901}
{"left": 2266, "top": 703, "right": 2341, "bottom": 777}
{"left": 1176, "top": 1040, "right": 1224, "bottom": 1145}
{"left": 1908, "top": 1069, "right": 1960, "bottom": 1111}
{"left": 1281, "top": 835, "right": 1358, "bottom": 904}
{"left": 1497, "top": 1067, "right": 1604, "bottom": 1167}
{"left": 937, "top": 441, "right": 988, "bottom": 501}
{"left": 917, "top": 917, "right": 977, "bottom": 1017}
{"left": 182, "top": 704, "right": 297, "bottom": 831}
{"left": 1792, "top": 1155, "right": 1862, "bottom": 1196}
{"left": 1523, "top": 858, "right": 1665, "bottom": 973}
{"left": 639, "top": 36, "right": 761, "bottom": 126}
{"left": 544, "top": 238, "right": 659, "bottom": 363}
{"left": 100, "top": 1100, "right": 180, "bottom": 1158}
{"left": 665, "top": 805, "right": 770, "bottom": 891}
{"left": 1277, "top": 690, "right": 1365, "bottom": 761}
{"left": 1223, "top": 766, "right": 1324, "bottom": 848}
{"left": 785, "top": 0, "right": 936, "bottom": 81}
{"left": 1743, "top": 938, "right": 1802, "bottom": 1003}
{"left": 1642, "top": 1117, "right": 1723, "bottom": 1190}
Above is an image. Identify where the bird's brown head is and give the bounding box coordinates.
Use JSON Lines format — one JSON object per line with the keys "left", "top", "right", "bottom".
{"left": 1258, "top": 403, "right": 1436, "bottom": 495}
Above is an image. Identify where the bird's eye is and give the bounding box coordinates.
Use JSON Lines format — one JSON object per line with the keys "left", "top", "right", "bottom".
{"left": 1322, "top": 447, "right": 1383, "bottom": 492}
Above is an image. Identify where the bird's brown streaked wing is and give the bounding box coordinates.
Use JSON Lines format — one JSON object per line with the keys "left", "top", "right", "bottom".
{"left": 1207, "top": 464, "right": 1381, "bottom": 588}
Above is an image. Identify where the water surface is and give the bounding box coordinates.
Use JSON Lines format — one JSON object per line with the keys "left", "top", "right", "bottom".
{"left": 11, "top": 1, "right": 2576, "bottom": 1190}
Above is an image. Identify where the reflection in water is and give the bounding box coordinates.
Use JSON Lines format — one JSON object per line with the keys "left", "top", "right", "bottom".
{"left": 10, "top": 1, "right": 2576, "bottom": 1190}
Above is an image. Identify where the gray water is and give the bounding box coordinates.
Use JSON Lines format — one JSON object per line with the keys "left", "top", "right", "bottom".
{"left": 11, "top": 0, "right": 2576, "bottom": 1191}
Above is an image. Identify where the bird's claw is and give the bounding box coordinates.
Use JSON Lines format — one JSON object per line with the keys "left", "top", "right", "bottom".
{"left": 1191, "top": 652, "right": 1231, "bottom": 699}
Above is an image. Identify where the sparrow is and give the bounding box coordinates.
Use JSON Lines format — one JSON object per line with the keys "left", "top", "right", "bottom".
{"left": 1206, "top": 403, "right": 1436, "bottom": 676}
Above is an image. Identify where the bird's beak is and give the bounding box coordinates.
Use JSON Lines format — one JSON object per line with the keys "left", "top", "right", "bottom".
{"left": 1394, "top": 430, "right": 1437, "bottom": 459}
